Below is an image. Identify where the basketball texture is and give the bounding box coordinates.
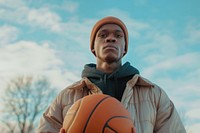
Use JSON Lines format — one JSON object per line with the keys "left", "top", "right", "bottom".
{"left": 62, "top": 94, "right": 135, "bottom": 133}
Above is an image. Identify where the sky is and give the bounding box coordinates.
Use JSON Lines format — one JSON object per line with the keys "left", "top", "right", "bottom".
{"left": 0, "top": 0, "right": 200, "bottom": 132}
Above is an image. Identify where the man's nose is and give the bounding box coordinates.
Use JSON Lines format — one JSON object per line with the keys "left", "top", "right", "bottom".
{"left": 105, "top": 34, "right": 117, "bottom": 43}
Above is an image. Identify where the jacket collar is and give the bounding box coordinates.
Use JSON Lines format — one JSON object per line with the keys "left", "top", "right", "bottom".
{"left": 81, "top": 74, "right": 153, "bottom": 92}
{"left": 127, "top": 74, "right": 154, "bottom": 88}
{"left": 82, "top": 77, "right": 102, "bottom": 94}
{"left": 71, "top": 74, "right": 153, "bottom": 94}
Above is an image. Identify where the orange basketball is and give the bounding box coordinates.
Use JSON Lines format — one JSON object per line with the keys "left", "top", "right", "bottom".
{"left": 62, "top": 94, "right": 135, "bottom": 133}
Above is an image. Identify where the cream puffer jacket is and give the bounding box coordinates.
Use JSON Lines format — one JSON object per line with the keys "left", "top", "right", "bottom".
{"left": 37, "top": 74, "right": 186, "bottom": 133}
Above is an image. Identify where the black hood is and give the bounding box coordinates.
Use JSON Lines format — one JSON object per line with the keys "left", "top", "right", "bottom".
{"left": 82, "top": 62, "right": 139, "bottom": 79}
{"left": 81, "top": 62, "right": 139, "bottom": 100}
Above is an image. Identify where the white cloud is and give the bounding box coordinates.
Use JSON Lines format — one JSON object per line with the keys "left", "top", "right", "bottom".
{"left": 151, "top": 32, "right": 177, "bottom": 53}
{"left": 39, "top": 0, "right": 79, "bottom": 14}
{"left": 186, "top": 109, "right": 200, "bottom": 120}
{"left": 0, "top": 0, "right": 27, "bottom": 22}
{"left": 27, "top": 7, "right": 62, "bottom": 32}
{"left": 58, "top": 20, "right": 91, "bottom": 48}
{"left": 0, "top": 0, "right": 89, "bottom": 42}
{"left": 0, "top": 0, "right": 62, "bottom": 32}
{"left": 0, "top": 41, "right": 79, "bottom": 93}
{"left": 0, "top": 25, "right": 19, "bottom": 45}
{"left": 142, "top": 52, "right": 200, "bottom": 77}
{"left": 186, "top": 123, "right": 200, "bottom": 133}
{"left": 134, "top": 29, "right": 178, "bottom": 65}
{"left": 184, "top": 23, "right": 200, "bottom": 44}
{"left": 0, "top": 0, "right": 25, "bottom": 9}
{"left": 0, "top": 41, "right": 61, "bottom": 73}
{"left": 131, "top": 19, "right": 200, "bottom": 67}
{"left": 127, "top": 20, "right": 150, "bottom": 38}
{"left": 61, "top": 1, "right": 79, "bottom": 13}
{"left": 44, "top": 69, "right": 80, "bottom": 89}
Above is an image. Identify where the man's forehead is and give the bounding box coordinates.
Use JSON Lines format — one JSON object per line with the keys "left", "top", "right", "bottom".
{"left": 98, "top": 24, "right": 123, "bottom": 32}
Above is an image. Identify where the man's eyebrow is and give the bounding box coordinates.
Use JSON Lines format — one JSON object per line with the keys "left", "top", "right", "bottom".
{"left": 98, "top": 29, "right": 123, "bottom": 33}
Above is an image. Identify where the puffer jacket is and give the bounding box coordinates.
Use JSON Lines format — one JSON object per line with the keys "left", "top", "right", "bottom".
{"left": 36, "top": 74, "right": 186, "bottom": 133}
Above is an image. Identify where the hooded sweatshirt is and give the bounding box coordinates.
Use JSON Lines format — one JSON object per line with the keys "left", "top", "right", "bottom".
{"left": 81, "top": 62, "right": 139, "bottom": 101}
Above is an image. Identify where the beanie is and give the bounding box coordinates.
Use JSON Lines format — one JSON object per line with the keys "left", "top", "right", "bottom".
{"left": 90, "top": 16, "right": 128, "bottom": 56}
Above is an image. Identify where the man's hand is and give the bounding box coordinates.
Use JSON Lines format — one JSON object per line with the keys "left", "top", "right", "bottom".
{"left": 59, "top": 128, "right": 65, "bottom": 133}
{"left": 133, "top": 127, "right": 137, "bottom": 133}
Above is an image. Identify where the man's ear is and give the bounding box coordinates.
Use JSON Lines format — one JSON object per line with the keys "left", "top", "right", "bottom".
{"left": 92, "top": 49, "right": 96, "bottom": 56}
{"left": 123, "top": 48, "right": 126, "bottom": 56}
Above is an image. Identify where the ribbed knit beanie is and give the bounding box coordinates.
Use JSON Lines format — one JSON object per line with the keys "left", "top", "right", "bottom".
{"left": 90, "top": 16, "right": 128, "bottom": 56}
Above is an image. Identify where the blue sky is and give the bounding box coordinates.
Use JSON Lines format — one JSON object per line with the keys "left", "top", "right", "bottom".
{"left": 0, "top": 0, "right": 200, "bottom": 132}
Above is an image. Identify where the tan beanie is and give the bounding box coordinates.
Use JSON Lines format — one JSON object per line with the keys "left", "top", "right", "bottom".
{"left": 90, "top": 16, "right": 128, "bottom": 55}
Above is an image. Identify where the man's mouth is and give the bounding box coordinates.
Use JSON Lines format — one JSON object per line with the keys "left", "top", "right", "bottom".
{"left": 103, "top": 45, "right": 117, "bottom": 50}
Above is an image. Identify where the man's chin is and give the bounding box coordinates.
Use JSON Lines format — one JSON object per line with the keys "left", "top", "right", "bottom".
{"left": 104, "top": 55, "right": 121, "bottom": 63}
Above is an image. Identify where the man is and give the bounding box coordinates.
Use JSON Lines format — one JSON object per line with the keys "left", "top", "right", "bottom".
{"left": 37, "top": 16, "right": 186, "bottom": 133}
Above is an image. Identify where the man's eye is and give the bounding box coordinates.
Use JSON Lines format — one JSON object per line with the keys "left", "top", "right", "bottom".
{"left": 115, "top": 34, "right": 122, "bottom": 38}
{"left": 99, "top": 33, "right": 107, "bottom": 38}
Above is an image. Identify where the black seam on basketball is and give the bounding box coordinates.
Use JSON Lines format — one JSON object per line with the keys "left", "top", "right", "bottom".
{"left": 102, "top": 116, "right": 132, "bottom": 133}
{"left": 104, "top": 125, "right": 118, "bottom": 133}
{"left": 83, "top": 96, "right": 111, "bottom": 133}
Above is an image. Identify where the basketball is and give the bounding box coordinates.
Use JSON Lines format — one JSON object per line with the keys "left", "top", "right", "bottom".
{"left": 62, "top": 94, "right": 135, "bottom": 133}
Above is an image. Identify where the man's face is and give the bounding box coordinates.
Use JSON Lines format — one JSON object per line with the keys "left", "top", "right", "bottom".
{"left": 93, "top": 24, "right": 126, "bottom": 64}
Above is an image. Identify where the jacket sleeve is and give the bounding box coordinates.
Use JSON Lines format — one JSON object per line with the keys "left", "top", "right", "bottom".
{"left": 36, "top": 92, "right": 63, "bottom": 133}
{"left": 154, "top": 88, "right": 186, "bottom": 133}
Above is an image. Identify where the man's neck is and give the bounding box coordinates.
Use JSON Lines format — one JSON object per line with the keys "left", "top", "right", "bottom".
{"left": 96, "top": 62, "right": 122, "bottom": 74}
